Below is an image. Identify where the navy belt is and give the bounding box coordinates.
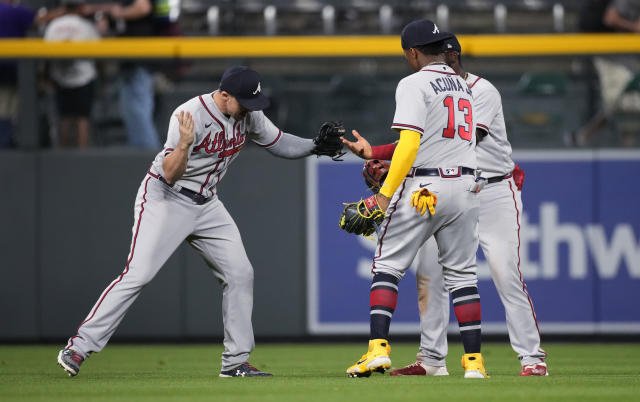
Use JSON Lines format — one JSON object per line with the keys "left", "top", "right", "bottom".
{"left": 153, "top": 173, "right": 210, "bottom": 205}
{"left": 487, "top": 171, "right": 514, "bottom": 184}
{"left": 408, "top": 166, "right": 475, "bottom": 178}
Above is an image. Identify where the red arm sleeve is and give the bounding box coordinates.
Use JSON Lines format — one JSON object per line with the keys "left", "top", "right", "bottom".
{"left": 371, "top": 143, "right": 397, "bottom": 160}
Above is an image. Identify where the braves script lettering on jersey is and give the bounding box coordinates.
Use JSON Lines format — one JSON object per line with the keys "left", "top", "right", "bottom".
{"left": 150, "top": 94, "right": 282, "bottom": 198}
{"left": 412, "top": 72, "right": 546, "bottom": 373}
{"left": 59, "top": 81, "right": 304, "bottom": 377}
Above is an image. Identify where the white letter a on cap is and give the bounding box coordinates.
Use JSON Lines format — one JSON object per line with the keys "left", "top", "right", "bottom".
{"left": 252, "top": 83, "right": 261, "bottom": 95}
{"left": 433, "top": 24, "right": 439, "bottom": 34}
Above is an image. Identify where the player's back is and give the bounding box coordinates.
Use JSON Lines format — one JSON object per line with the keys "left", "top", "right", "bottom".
{"left": 391, "top": 64, "right": 476, "bottom": 169}
{"left": 466, "top": 73, "right": 514, "bottom": 176}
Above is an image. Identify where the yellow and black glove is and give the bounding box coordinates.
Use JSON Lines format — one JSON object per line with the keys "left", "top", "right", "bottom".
{"left": 410, "top": 188, "right": 437, "bottom": 216}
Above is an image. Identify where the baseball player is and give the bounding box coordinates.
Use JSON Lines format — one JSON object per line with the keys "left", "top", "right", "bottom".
{"left": 343, "top": 20, "right": 488, "bottom": 379}
{"left": 57, "top": 65, "right": 343, "bottom": 378}
{"left": 345, "top": 36, "right": 548, "bottom": 377}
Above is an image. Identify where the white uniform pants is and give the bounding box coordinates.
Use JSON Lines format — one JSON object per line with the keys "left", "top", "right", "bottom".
{"left": 372, "top": 174, "right": 479, "bottom": 292}
{"left": 416, "top": 177, "right": 545, "bottom": 367}
{"left": 66, "top": 174, "right": 255, "bottom": 371}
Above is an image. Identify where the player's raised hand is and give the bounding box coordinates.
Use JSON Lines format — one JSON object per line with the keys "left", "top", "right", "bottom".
{"left": 341, "top": 130, "right": 372, "bottom": 159}
{"left": 175, "top": 111, "right": 195, "bottom": 148}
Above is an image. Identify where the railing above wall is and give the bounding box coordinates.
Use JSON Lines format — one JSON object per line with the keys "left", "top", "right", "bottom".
{"left": 0, "top": 33, "right": 639, "bottom": 58}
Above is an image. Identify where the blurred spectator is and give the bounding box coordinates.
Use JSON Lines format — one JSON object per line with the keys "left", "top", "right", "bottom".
{"left": 44, "top": 0, "right": 104, "bottom": 148}
{"left": 0, "top": 0, "right": 64, "bottom": 147}
{"left": 568, "top": 0, "right": 640, "bottom": 147}
{"left": 88, "top": 0, "right": 160, "bottom": 148}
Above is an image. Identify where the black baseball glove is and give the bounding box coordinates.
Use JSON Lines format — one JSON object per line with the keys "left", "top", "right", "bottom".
{"left": 339, "top": 195, "right": 386, "bottom": 237}
{"left": 312, "top": 121, "right": 346, "bottom": 161}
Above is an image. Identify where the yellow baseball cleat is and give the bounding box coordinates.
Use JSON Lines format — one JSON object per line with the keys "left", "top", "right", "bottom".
{"left": 461, "top": 353, "right": 490, "bottom": 379}
{"left": 346, "top": 339, "right": 391, "bottom": 378}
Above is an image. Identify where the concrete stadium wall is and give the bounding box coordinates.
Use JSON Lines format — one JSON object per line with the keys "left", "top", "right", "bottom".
{"left": 0, "top": 146, "right": 307, "bottom": 341}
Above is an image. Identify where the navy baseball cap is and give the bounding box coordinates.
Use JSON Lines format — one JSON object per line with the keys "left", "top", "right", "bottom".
{"left": 443, "top": 34, "right": 462, "bottom": 53}
{"left": 219, "top": 66, "right": 270, "bottom": 111}
{"left": 400, "top": 19, "right": 453, "bottom": 50}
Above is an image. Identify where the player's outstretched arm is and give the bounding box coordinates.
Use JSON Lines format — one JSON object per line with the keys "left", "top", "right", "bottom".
{"left": 262, "top": 132, "right": 316, "bottom": 159}
{"left": 342, "top": 130, "right": 397, "bottom": 160}
{"left": 162, "top": 111, "right": 194, "bottom": 185}
{"left": 341, "top": 130, "right": 372, "bottom": 159}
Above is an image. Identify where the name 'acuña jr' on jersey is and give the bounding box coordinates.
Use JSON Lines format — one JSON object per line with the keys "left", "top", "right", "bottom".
{"left": 391, "top": 63, "right": 476, "bottom": 170}
{"left": 150, "top": 91, "right": 283, "bottom": 198}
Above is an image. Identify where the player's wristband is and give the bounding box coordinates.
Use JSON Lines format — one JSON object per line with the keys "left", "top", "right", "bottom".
{"left": 371, "top": 143, "right": 397, "bottom": 160}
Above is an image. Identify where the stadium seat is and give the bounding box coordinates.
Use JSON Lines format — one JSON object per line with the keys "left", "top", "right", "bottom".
{"left": 505, "top": 71, "right": 570, "bottom": 147}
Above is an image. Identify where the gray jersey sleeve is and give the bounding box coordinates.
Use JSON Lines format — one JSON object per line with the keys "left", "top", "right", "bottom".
{"left": 391, "top": 77, "right": 427, "bottom": 135}
{"left": 246, "top": 111, "right": 313, "bottom": 158}
{"left": 473, "top": 83, "right": 501, "bottom": 135}
{"left": 264, "top": 133, "right": 314, "bottom": 159}
{"left": 247, "top": 111, "right": 283, "bottom": 147}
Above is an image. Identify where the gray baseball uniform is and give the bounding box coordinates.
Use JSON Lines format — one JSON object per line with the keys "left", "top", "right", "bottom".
{"left": 373, "top": 64, "right": 479, "bottom": 291}
{"left": 415, "top": 73, "right": 546, "bottom": 367}
{"left": 64, "top": 91, "right": 313, "bottom": 371}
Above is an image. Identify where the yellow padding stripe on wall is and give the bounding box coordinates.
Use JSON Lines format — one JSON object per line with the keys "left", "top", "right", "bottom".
{"left": 0, "top": 34, "right": 638, "bottom": 58}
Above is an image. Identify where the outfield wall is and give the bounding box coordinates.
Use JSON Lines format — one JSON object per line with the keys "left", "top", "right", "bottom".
{"left": 1, "top": 149, "right": 639, "bottom": 340}
{"left": 0, "top": 146, "right": 307, "bottom": 340}
{"left": 307, "top": 151, "right": 640, "bottom": 335}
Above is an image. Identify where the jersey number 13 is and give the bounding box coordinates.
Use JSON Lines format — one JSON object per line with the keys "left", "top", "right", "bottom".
{"left": 442, "top": 95, "right": 473, "bottom": 141}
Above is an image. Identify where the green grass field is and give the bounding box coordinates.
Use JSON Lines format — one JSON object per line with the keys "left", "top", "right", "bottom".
{"left": 0, "top": 343, "right": 638, "bottom": 402}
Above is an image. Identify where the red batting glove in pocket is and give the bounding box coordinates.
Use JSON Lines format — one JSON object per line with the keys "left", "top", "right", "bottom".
{"left": 513, "top": 164, "right": 525, "bottom": 191}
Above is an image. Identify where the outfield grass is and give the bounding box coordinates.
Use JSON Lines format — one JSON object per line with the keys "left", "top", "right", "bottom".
{"left": 0, "top": 343, "right": 638, "bottom": 402}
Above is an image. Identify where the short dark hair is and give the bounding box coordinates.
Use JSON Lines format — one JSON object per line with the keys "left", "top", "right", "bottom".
{"left": 414, "top": 40, "right": 446, "bottom": 56}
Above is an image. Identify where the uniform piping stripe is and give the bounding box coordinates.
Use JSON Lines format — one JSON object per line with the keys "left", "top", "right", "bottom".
{"left": 476, "top": 123, "right": 490, "bottom": 132}
{"left": 373, "top": 181, "right": 407, "bottom": 268}
{"left": 371, "top": 281, "right": 399, "bottom": 291}
{"left": 198, "top": 95, "right": 225, "bottom": 130}
{"left": 421, "top": 69, "right": 457, "bottom": 75}
{"left": 391, "top": 123, "right": 424, "bottom": 133}
{"left": 459, "top": 325, "right": 481, "bottom": 331}
{"left": 200, "top": 160, "right": 222, "bottom": 195}
{"left": 258, "top": 130, "right": 283, "bottom": 148}
{"left": 468, "top": 76, "right": 482, "bottom": 88}
{"left": 164, "top": 148, "right": 175, "bottom": 155}
{"left": 509, "top": 180, "right": 541, "bottom": 335}
{"left": 370, "top": 309, "right": 393, "bottom": 317}
{"left": 67, "top": 176, "right": 152, "bottom": 351}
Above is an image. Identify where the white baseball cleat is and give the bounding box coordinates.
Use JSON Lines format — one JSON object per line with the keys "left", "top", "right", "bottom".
{"left": 520, "top": 362, "right": 548, "bottom": 376}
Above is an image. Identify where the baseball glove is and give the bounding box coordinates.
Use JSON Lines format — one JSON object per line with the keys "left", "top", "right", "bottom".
{"left": 339, "top": 195, "right": 386, "bottom": 237}
{"left": 312, "top": 121, "right": 346, "bottom": 161}
{"left": 410, "top": 188, "right": 438, "bottom": 216}
{"left": 363, "top": 159, "right": 390, "bottom": 194}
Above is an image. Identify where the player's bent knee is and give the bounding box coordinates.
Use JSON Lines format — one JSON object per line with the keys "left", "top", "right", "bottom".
{"left": 224, "top": 263, "right": 254, "bottom": 288}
